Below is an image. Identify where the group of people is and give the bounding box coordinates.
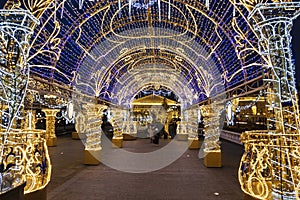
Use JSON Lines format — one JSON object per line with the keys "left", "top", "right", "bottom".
{"left": 148, "top": 116, "right": 178, "bottom": 145}
{"left": 101, "top": 111, "right": 179, "bottom": 145}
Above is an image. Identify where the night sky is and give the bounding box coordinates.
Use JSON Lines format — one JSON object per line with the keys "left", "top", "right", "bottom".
{"left": 291, "top": 16, "right": 300, "bottom": 87}
{"left": 0, "top": 1, "right": 300, "bottom": 86}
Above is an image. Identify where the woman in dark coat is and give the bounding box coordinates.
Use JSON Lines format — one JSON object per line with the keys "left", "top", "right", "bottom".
{"left": 168, "top": 119, "right": 177, "bottom": 139}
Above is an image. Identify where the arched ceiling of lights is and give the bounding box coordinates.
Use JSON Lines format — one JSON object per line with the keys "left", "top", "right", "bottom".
{"left": 1, "top": 0, "right": 270, "bottom": 107}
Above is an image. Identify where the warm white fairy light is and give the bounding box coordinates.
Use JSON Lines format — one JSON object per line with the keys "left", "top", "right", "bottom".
{"left": 200, "top": 103, "right": 223, "bottom": 151}
{"left": 158, "top": 0, "right": 161, "bottom": 21}
{"left": 0, "top": 129, "right": 51, "bottom": 194}
{"left": 206, "top": 0, "right": 209, "bottom": 8}
{"left": 2, "top": 0, "right": 300, "bottom": 198}
{"left": 129, "top": 0, "right": 132, "bottom": 16}
{"left": 80, "top": 103, "right": 106, "bottom": 151}
{"left": 238, "top": 2, "right": 300, "bottom": 199}
{"left": 185, "top": 108, "right": 199, "bottom": 139}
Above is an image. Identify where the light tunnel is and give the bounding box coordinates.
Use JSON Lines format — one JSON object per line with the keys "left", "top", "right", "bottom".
{"left": 28, "top": 0, "right": 265, "bottom": 106}
{"left": 4, "top": 0, "right": 300, "bottom": 199}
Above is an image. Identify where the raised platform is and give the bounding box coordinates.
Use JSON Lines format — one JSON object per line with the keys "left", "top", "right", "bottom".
{"left": 83, "top": 150, "right": 100, "bottom": 165}
{"left": 188, "top": 138, "right": 200, "bottom": 149}
{"left": 204, "top": 150, "right": 222, "bottom": 168}
{"left": 112, "top": 136, "right": 123, "bottom": 148}
{"left": 122, "top": 133, "right": 137, "bottom": 141}
{"left": 46, "top": 137, "right": 57, "bottom": 147}
{"left": 0, "top": 183, "right": 25, "bottom": 200}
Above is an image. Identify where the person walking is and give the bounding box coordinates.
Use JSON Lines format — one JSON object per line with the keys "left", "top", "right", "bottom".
{"left": 148, "top": 115, "right": 163, "bottom": 145}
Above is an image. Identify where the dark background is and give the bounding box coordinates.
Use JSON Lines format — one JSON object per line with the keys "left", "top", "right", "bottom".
{"left": 291, "top": 16, "right": 300, "bottom": 89}
{"left": 0, "top": 1, "right": 300, "bottom": 87}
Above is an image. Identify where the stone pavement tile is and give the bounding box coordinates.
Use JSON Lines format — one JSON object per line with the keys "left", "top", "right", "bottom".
{"left": 47, "top": 135, "right": 243, "bottom": 200}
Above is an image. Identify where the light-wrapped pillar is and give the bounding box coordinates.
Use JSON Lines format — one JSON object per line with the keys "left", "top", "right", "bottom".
{"left": 200, "top": 103, "right": 222, "bottom": 167}
{"left": 82, "top": 103, "right": 106, "bottom": 165}
{"left": 42, "top": 109, "right": 60, "bottom": 147}
{"left": 0, "top": 9, "right": 42, "bottom": 197}
{"left": 21, "top": 110, "right": 36, "bottom": 130}
{"left": 239, "top": 2, "right": 300, "bottom": 199}
{"left": 186, "top": 108, "right": 200, "bottom": 149}
{"left": 109, "top": 107, "right": 124, "bottom": 147}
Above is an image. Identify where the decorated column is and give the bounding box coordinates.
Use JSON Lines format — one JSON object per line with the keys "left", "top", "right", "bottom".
{"left": 176, "top": 109, "right": 189, "bottom": 141}
{"left": 21, "top": 110, "right": 36, "bottom": 129}
{"left": 200, "top": 102, "right": 222, "bottom": 167}
{"left": 0, "top": 8, "right": 51, "bottom": 199}
{"left": 42, "top": 108, "right": 60, "bottom": 147}
{"left": 109, "top": 107, "right": 124, "bottom": 148}
{"left": 239, "top": 2, "right": 300, "bottom": 199}
{"left": 186, "top": 108, "right": 200, "bottom": 149}
{"left": 82, "top": 102, "right": 106, "bottom": 165}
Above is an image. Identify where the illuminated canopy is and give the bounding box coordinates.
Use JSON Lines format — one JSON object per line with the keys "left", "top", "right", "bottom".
{"left": 0, "top": 0, "right": 267, "bottom": 107}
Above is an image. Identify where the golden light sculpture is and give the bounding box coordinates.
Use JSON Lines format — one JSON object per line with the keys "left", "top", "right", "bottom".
{"left": 239, "top": 130, "right": 273, "bottom": 199}
{"left": 81, "top": 103, "right": 104, "bottom": 151}
{"left": 42, "top": 108, "right": 60, "bottom": 147}
{"left": 0, "top": 129, "right": 51, "bottom": 194}
{"left": 200, "top": 103, "right": 222, "bottom": 152}
{"left": 0, "top": 7, "right": 53, "bottom": 196}
{"left": 238, "top": 2, "right": 300, "bottom": 199}
{"left": 72, "top": 100, "right": 105, "bottom": 164}
{"left": 198, "top": 102, "right": 223, "bottom": 167}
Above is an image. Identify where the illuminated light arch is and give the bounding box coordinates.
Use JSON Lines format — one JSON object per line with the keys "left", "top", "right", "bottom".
{"left": 73, "top": 25, "right": 224, "bottom": 106}
{"left": 25, "top": 0, "right": 266, "bottom": 95}
{"left": 132, "top": 84, "right": 182, "bottom": 101}
{"left": 113, "top": 69, "right": 197, "bottom": 107}
{"left": 2, "top": 0, "right": 299, "bottom": 198}
{"left": 95, "top": 46, "right": 218, "bottom": 104}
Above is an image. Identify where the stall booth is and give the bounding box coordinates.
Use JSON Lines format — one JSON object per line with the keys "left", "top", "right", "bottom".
{"left": 131, "top": 94, "right": 180, "bottom": 138}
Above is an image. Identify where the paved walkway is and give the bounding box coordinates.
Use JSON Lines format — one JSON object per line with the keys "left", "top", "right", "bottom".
{"left": 47, "top": 135, "right": 244, "bottom": 200}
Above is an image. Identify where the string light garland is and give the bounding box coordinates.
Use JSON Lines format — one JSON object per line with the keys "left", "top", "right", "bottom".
{"left": 0, "top": 8, "right": 51, "bottom": 196}
{"left": 0, "top": 129, "right": 51, "bottom": 194}
{"left": 237, "top": 2, "right": 300, "bottom": 199}
{"left": 1, "top": 0, "right": 299, "bottom": 199}
{"left": 27, "top": 0, "right": 264, "bottom": 102}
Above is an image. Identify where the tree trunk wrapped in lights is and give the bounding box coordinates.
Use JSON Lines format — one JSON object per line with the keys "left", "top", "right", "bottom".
{"left": 238, "top": 2, "right": 300, "bottom": 199}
